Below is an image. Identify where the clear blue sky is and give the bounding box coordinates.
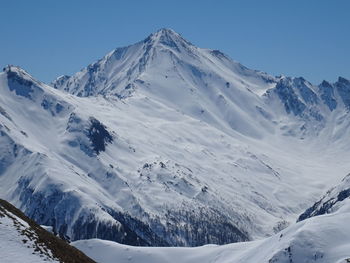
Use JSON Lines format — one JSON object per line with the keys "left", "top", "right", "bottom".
{"left": 1, "top": 0, "right": 349, "bottom": 84}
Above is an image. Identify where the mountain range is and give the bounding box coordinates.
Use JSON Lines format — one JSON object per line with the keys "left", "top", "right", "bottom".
{"left": 1, "top": 29, "right": 350, "bottom": 258}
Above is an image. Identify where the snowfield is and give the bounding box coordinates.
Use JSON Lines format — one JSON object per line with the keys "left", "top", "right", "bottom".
{"left": 73, "top": 206, "right": 350, "bottom": 263}
{"left": 1, "top": 28, "right": 350, "bottom": 260}
{"left": 73, "top": 174, "right": 350, "bottom": 262}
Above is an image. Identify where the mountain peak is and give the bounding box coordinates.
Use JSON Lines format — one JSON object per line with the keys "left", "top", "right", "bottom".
{"left": 144, "top": 28, "right": 193, "bottom": 51}
{"left": 2, "top": 65, "right": 40, "bottom": 86}
{"left": 320, "top": 80, "right": 332, "bottom": 87}
{"left": 337, "top": 76, "right": 350, "bottom": 85}
{"left": 155, "top": 28, "right": 178, "bottom": 35}
{"left": 3, "top": 65, "right": 26, "bottom": 75}
{"left": 150, "top": 28, "right": 180, "bottom": 39}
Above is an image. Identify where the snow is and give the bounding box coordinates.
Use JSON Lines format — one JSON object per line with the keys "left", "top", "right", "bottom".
{"left": 0, "top": 207, "right": 59, "bottom": 263}
{"left": 73, "top": 206, "right": 350, "bottom": 263}
{"left": 1, "top": 29, "right": 350, "bottom": 247}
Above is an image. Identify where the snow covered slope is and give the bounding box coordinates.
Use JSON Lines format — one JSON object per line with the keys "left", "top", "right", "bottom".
{"left": 0, "top": 199, "right": 95, "bottom": 263}
{"left": 73, "top": 208, "right": 350, "bottom": 263}
{"left": 73, "top": 173, "right": 350, "bottom": 263}
{"left": 1, "top": 29, "right": 350, "bottom": 248}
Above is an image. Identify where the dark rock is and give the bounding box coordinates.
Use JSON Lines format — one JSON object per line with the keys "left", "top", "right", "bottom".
{"left": 86, "top": 118, "right": 113, "bottom": 154}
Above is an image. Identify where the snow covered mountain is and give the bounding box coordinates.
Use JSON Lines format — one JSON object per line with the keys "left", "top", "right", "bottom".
{"left": 53, "top": 28, "right": 278, "bottom": 139}
{"left": 1, "top": 29, "right": 350, "bottom": 249}
{"left": 0, "top": 199, "right": 95, "bottom": 263}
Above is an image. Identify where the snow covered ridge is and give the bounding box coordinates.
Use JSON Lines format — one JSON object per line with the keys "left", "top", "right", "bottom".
{"left": 1, "top": 28, "right": 350, "bottom": 249}
{"left": 52, "top": 28, "right": 350, "bottom": 138}
{"left": 0, "top": 199, "right": 96, "bottom": 263}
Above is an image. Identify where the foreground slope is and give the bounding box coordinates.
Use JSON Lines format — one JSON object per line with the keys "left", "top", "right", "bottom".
{"left": 0, "top": 199, "right": 95, "bottom": 263}
{"left": 1, "top": 29, "right": 350, "bottom": 247}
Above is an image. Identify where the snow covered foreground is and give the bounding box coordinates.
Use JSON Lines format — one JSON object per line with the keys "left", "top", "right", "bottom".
{"left": 1, "top": 28, "right": 350, "bottom": 248}
{"left": 0, "top": 205, "right": 59, "bottom": 263}
{"left": 0, "top": 199, "right": 95, "bottom": 263}
{"left": 74, "top": 210, "right": 350, "bottom": 263}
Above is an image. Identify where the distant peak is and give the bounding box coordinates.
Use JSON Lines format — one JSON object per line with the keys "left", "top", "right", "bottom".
{"left": 152, "top": 28, "right": 179, "bottom": 38}
{"left": 52, "top": 75, "right": 70, "bottom": 89}
{"left": 3, "top": 65, "right": 26, "bottom": 74}
{"left": 3, "top": 65, "right": 43, "bottom": 88}
{"left": 337, "top": 76, "right": 350, "bottom": 84}
{"left": 320, "top": 80, "right": 332, "bottom": 88}
{"left": 54, "top": 74, "right": 70, "bottom": 82}
{"left": 156, "top": 28, "right": 177, "bottom": 35}
{"left": 147, "top": 28, "right": 182, "bottom": 41}
{"left": 144, "top": 28, "right": 193, "bottom": 50}
{"left": 3, "top": 65, "right": 33, "bottom": 80}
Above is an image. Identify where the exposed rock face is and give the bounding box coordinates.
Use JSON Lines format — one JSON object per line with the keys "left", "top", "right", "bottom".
{"left": 319, "top": 80, "right": 337, "bottom": 111}
{"left": 87, "top": 117, "right": 113, "bottom": 154}
{"left": 266, "top": 77, "right": 324, "bottom": 122}
{"left": 335, "top": 77, "right": 350, "bottom": 109}
{"left": 66, "top": 113, "right": 113, "bottom": 156}
{"left": 298, "top": 174, "right": 350, "bottom": 221}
